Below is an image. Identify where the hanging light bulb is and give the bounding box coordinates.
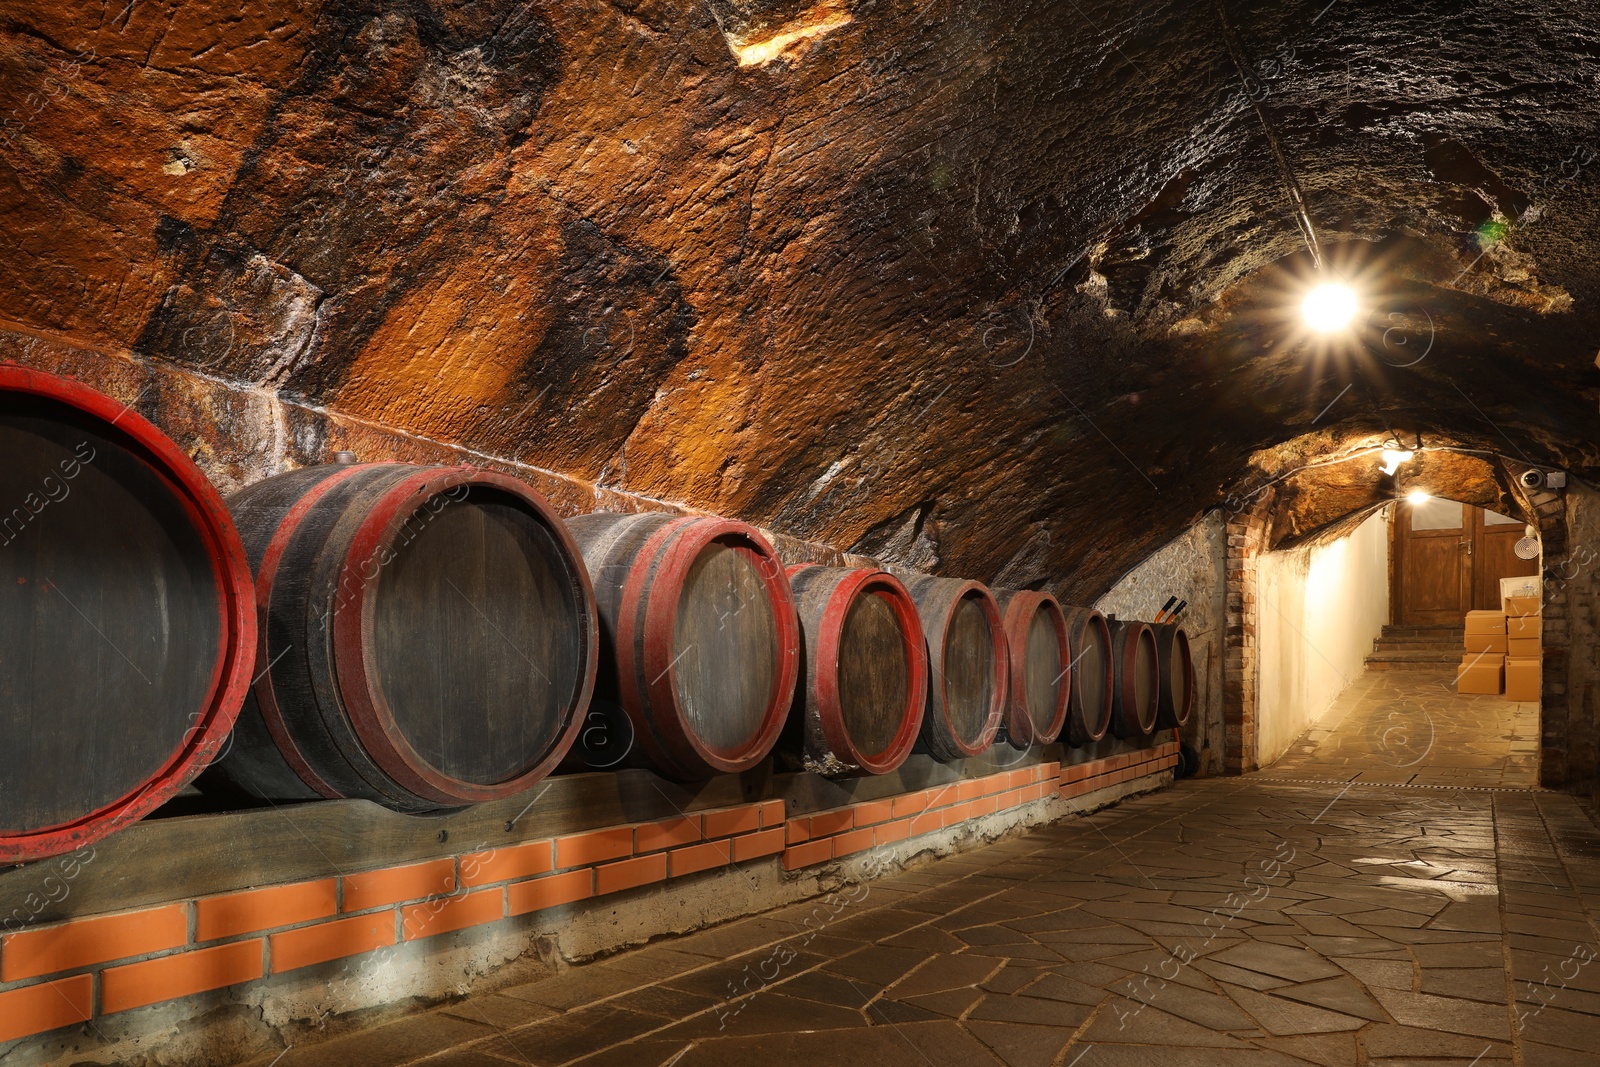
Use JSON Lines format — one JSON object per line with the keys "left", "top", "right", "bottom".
{"left": 1301, "top": 282, "right": 1359, "bottom": 333}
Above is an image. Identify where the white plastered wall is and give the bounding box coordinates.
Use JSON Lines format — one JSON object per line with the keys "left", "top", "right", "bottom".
{"left": 1256, "top": 509, "right": 1392, "bottom": 766}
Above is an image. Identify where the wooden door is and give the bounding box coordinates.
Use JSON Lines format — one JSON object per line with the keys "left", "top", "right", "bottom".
{"left": 1393, "top": 500, "right": 1540, "bottom": 624}
{"left": 1472, "top": 507, "right": 1539, "bottom": 609}
{"left": 1394, "top": 498, "right": 1470, "bottom": 625}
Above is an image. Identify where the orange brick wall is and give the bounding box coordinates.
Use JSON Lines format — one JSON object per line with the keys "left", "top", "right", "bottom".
{"left": 0, "top": 753, "right": 1173, "bottom": 1047}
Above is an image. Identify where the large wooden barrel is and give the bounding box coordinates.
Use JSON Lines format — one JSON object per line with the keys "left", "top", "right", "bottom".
{"left": 565, "top": 512, "right": 799, "bottom": 779}
{"left": 1108, "top": 618, "right": 1159, "bottom": 739}
{"left": 781, "top": 564, "right": 927, "bottom": 777}
{"left": 1061, "top": 608, "right": 1112, "bottom": 746}
{"left": 994, "top": 589, "right": 1070, "bottom": 748}
{"left": 0, "top": 366, "right": 254, "bottom": 861}
{"left": 904, "top": 575, "right": 1007, "bottom": 762}
{"left": 1151, "top": 622, "right": 1194, "bottom": 729}
{"left": 204, "top": 462, "right": 596, "bottom": 812}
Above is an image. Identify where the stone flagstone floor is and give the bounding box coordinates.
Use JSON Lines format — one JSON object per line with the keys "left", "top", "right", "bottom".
{"left": 242, "top": 772, "right": 1600, "bottom": 1067}
{"left": 1257, "top": 669, "right": 1540, "bottom": 789}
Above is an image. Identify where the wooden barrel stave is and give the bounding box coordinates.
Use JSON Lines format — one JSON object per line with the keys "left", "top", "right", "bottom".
{"left": 1151, "top": 622, "right": 1195, "bottom": 729}
{"left": 904, "top": 575, "right": 1007, "bottom": 762}
{"left": 205, "top": 463, "right": 596, "bottom": 811}
{"left": 783, "top": 564, "right": 927, "bottom": 778}
{"left": 1060, "top": 607, "right": 1112, "bottom": 745}
{"left": 565, "top": 512, "right": 799, "bottom": 779}
{"left": 1108, "top": 619, "right": 1159, "bottom": 739}
{"left": 0, "top": 367, "right": 254, "bottom": 861}
{"left": 994, "top": 589, "right": 1071, "bottom": 748}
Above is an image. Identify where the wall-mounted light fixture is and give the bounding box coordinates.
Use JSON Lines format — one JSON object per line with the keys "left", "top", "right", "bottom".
{"left": 1404, "top": 489, "right": 1432, "bottom": 505}
{"left": 1379, "top": 448, "right": 1415, "bottom": 476}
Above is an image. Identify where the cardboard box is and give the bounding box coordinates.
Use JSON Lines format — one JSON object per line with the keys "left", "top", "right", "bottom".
{"left": 1464, "top": 633, "right": 1508, "bottom": 654}
{"left": 1508, "top": 615, "right": 1542, "bottom": 641}
{"left": 1505, "top": 656, "right": 1541, "bottom": 702}
{"left": 1464, "top": 610, "right": 1506, "bottom": 635}
{"left": 1456, "top": 654, "right": 1504, "bottom": 695}
{"left": 1504, "top": 595, "right": 1541, "bottom": 618}
{"left": 1508, "top": 637, "right": 1541, "bottom": 658}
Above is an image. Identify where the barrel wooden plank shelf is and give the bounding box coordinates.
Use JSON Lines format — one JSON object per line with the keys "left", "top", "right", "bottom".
{"left": 203, "top": 461, "right": 597, "bottom": 812}
{"left": 995, "top": 589, "right": 1070, "bottom": 748}
{"left": 1151, "top": 621, "right": 1195, "bottom": 729}
{"left": 782, "top": 564, "right": 928, "bottom": 778}
{"left": 1061, "top": 607, "right": 1112, "bottom": 746}
{"left": 904, "top": 575, "right": 1007, "bottom": 762}
{"left": 0, "top": 366, "right": 255, "bottom": 862}
{"left": 1108, "top": 618, "right": 1159, "bottom": 739}
{"left": 564, "top": 512, "right": 799, "bottom": 780}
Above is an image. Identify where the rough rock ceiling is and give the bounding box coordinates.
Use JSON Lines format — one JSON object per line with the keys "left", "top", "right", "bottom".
{"left": 1, "top": 0, "right": 1595, "bottom": 599}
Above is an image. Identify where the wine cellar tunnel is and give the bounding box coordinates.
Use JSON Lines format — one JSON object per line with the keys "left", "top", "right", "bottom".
{"left": 2, "top": 1, "right": 1599, "bottom": 1064}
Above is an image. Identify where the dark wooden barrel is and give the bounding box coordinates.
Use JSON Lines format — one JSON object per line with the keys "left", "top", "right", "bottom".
{"left": 994, "top": 589, "right": 1070, "bottom": 748}
{"left": 203, "top": 462, "right": 596, "bottom": 812}
{"left": 780, "top": 564, "right": 927, "bottom": 777}
{"left": 1151, "top": 622, "right": 1194, "bottom": 729}
{"left": 904, "top": 575, "right": 1007, "bottom": 762}
{"left": 1108, "top": 618, "right": 1159, "bottom": 739}
{"left": 0, "top": 366, "right": 254, "bottom": 862}
{"left": 564, "top": 512, "right": 799, "bottom": 779}
{"left": 1061, "top": 608, "right": 1112, "bottom": 746}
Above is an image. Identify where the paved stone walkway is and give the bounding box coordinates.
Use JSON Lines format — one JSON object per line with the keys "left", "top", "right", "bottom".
{"left": 1258, "top": 669, "right": 1540, "bottom": 788}
{"left": 246, "top": 771, "right": 1600, "bottom": 1067}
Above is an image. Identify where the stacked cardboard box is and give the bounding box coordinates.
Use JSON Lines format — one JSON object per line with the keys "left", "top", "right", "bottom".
{"left": 1503, "top": 593, "right": 1541, "bottom": 702}
{"left": 1458, "top": 611, "right": 1505, "bottom": 694}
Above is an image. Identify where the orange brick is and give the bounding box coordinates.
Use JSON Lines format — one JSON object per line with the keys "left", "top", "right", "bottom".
{"left": 0, "top": 974, "right": 92, "bottom": 1042}
{"left": 891, "top": 790, "right": 933, "bottom": 818}
{"left": 197, "top": 880, "right": 336, "bottom": 941}
{"left": 833, "top": 827, "right": 874, "bottom": 857}
{"left": 942, "top": 801, "right": 978, "bottom": 827}
{"left": 955, "top": 778, "right": 984, "bottom": 802}
{"left": 1, "top": 905, "right": 187, "bottom": 982}
{"left": 974, "top": 794, "right": 1001, "bottom": 816}
{"left": 343, "top": 859, "right": 455, "bottom": 912}
{"left": 851, "top": 799, "right": 893, "bottom": 827}
{"left": 784, "top": 818, "right": 811, "bottom": 845}
{"left": 907, "top": 809, "right": 943, "bottom": 836}
{"left": 555, "top": 827, "right": 634, "bottom": 869}
{"left": 808, "top": 808, "right": 853, "bottom": 837}
{"left": 635, "top": 816, "right": 704, "bottom": 854}
{"left": 1042, "top": 761, "right": 1061, "bottom": 779}
{"left": 781, "top": 839, "right": 833, "bottom": 870}
{"left": 669, "top": 839, "right": 733, "bottom": 877}
{"left": 102, "top": 939, "right": 264, "bottom": 1014}
{"left": 1065, "top": 763, "right": 1089, "bottom": 782}
{"left": 703, "top": 804, "right": 761, "bottom": 838}
{"left": 508, "top": 870, "right": 593, "bottom": 915}
{"left": 732, "top": 828, "right": 785, "bottom": 863}
{"left": 460, "top": 840, "right": 553, "bottom": 888}
{"left": 758, "top": 799, "right": 786, "bottom": 827}
{"left": 402, "top": 888, "right": 503, "bottom": 940}
{"left": 596, "top": 853, "right": 668, "bottom": 895}
{"left": 270, "top": 913, "right": 394, "bottom": 973}
{"left": 875, "top": 819, "right": 910, "bottom": 845}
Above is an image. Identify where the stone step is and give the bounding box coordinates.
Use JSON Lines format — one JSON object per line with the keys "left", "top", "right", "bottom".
{"left": 1365, "top": 648, "right": 1463, "bottom": 671}
{"left": 1380, "top": 625, "right": 1465, "bottom": 640}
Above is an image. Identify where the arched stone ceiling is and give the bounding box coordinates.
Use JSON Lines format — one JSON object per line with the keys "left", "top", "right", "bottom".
{"left": 1, "top": 0, "right": 1595, "bottom": 598}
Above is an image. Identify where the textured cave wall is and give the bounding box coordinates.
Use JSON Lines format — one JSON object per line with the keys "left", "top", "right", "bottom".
{"left": 1, "top": 0, "right": 1596, "bottom": 604}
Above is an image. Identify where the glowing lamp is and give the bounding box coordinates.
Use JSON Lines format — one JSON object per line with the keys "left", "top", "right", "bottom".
{"left": 1379, "top": 449, "right": 1414, "bottom": 476}
{"left": 1405, "top": 489, "right": 1432, "bottom": 505}
{"left": 1302, "top": 282, "right": 1359, "bottom": 333}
